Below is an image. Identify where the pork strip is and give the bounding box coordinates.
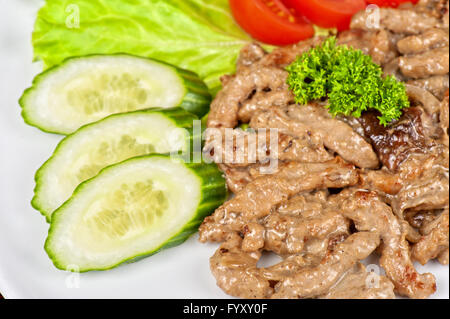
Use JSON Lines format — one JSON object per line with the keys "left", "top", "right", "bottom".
{"left": 399, "top": 47, "right": 449, "bottom": 79}
{"left": 337, "top": 190, "right": 437, "bottom": 299}
{"left": 358, "top": 107, "right": 428, "bottom": 171}
{"left": 207, "top": 66, "right": 289, "bottom": 129}
{"left": 407, "top": 75, "right": 449, "bottom": 101}
{"left": 250, "top": 105, "right": 379, "bottom": 168}
{"left": 412, "top": 210, "right": 449, "bottom": 265}
{"left": 271, "top": 232, "right": 381, "bottom": 299}
{"left": 351, "top": 8, "right": 441, "bottom": 35}
{"left": 318, "top": 263, "right": 395, "bottom": 299}
{"left": 198, "top": 158, "right": 358, "bottom": 243}
{"left": 262, "top": 208, "right": 349, "bottom": 255}
{"left": 397, "top": 28, "right": 449, "bottom": 54}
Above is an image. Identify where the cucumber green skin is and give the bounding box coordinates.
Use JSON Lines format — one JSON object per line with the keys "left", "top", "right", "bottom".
{"left": 44, "top": 154, "right": 228, "bottom": 272}
{"left": 19, "top": 53, "right": 211, "bottom": 135}
{"left": 176, "top": 68, "right": 211, "bottom": 118}
{"left": 32, "top": 107, "right": 198, "bottom": 223}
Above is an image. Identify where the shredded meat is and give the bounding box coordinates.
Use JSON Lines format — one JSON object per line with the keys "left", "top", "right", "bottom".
{"left": 351, "top": 7, "right": 442, "bottom": 34}
{"left": 201, "top": 0, "right": 449, "bottom": 299}
{"left": 318, "top": 263, "right": 395, "bottom": 299}
{"left": 199, "top": 158, "right": 358, "bottom": 243}
{"left": 397, "top": 28, "right": 449, "bottom": 54}
{"left": 407, "top": 75, "right": 449, "bottom": 100}
{"left": 336, "top": 190, "right": 436, "bottom": 299}
{"left": 358, "top": 107, "right": 428, "bottom": 171}
{"left": 412, "top": 209, "right": 449, "bottom": 265}
{"left": 399, "top": 47, "right": 449, "bottom": 79}
{"left": 250, "top": 105, "right": 379, "bottom": 169}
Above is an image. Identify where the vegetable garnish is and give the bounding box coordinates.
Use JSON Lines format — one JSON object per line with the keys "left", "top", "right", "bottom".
{"left": 283, "top": 0, "right": 366, "bottom": 31}
{"left": 229, "top": 0, "right": 314, "bottom": 45}
{"left": 286, "top": 37, "right": 410, "bottom": 126}
{"left": 32, "top": 0, "right": 253, "bottom": 95}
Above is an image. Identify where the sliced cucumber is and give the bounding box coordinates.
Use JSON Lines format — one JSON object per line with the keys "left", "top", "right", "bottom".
{"left": 33, "top": 108, "right": 196, "bottom": 221}
{"left": 45, "top": 155, "right": 227, "bottom": 272}
{"left": 20, "top": 54, "right": 211, "bottom": 134}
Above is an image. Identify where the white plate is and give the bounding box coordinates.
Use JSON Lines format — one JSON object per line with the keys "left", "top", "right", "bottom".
{"left": 0, "top": 0, "right": 448, "bottom": 299}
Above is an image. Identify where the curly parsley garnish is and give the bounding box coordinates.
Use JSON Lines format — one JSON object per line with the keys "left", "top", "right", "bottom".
{"left": 286, "top": 37, "right": 409, "bottom": 126}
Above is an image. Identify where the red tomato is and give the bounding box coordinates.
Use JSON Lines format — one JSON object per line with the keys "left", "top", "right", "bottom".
{"left": 229, "top": 0, "right": 314, "bottom": 45}
{"left": 282, "top": 0, "right": 367, "bottom": 31}
{"left": 366, "top": 0, "right": 419, "bottom": 7}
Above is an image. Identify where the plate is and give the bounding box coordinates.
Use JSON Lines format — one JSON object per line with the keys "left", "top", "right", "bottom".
{"left": 0, "top": 0, "right": 448, "bottom": 299}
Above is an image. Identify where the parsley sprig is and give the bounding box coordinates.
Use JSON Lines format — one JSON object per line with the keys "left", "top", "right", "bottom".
{"left": 286, "top": 37, "right": 409, "bottom": 126}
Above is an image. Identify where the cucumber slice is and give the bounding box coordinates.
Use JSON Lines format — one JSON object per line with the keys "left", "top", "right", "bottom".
{"left": 33, "top": 108, "right": 196, "bottom": 221}
{"left": 20, "top": 54, "right": 211, "bottom": 134}
{"left": 45, "top": 155, "right": 227, "bottom": 272}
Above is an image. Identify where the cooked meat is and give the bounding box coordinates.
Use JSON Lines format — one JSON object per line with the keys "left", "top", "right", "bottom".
{"left": 370, "top": 30, "right": 398, "bottom": 65}
{"left": 351, "top": 8, "right": 442, "bottom": 34}
{"left": 399, "top": 47, "right": 449, "bottom": 79}
{"left": 318, "top": 263, "right": 395, "bottom": 299}
{"left": 417, "top": 0, "right": 449, "bottom": 20}
{"left": 207, "top": 39, "right": 322, "bottom": 130}
{"left": 397, "top": 28, "right": 449, "bottom": 54}
{"left": 406, "top": 84, "right": 442, "bottom": 116}
{"left": 444, "top": 0, "right": 450, "bottom": 27}
{"left": 236, "top": 43, "right": 266, "bottom": 71}
{"left": 412, "top": 209, "right": 449, "bottom": 265}
{"left": 271, "top": 232, "right": 381, "bottom": 299}
{"left": 438, "top": 248, "right": 449, "bottom": 265}
{"left": 402, "top": 219, "right": 423, "bottom": 243}
{"left": 202, "top": 1, "right": 449, "bottom": 299}
{"left": 336, "top": 190, "right": 436, "bottom": 299}
{"left": 440, "top": 90, "right": 449, "bottom": 145}
{"left": 238, "top": 90, "right": 294, "bottom": 123}
{"left": 218, "top": 163, "right": 255, "bottom": 194}
{"left": 358, "top": 107, "right": 428, "bottom": 171}
{"left": 337, "top": 29, "right": 398, "bottom": 65}
{"left": 405, "top": 210, "right": 439, "bottom": 229}
{"left": 207, "top": 66, "right": 289, "bottom": 129}
{"left": 390, "top": 148, "right": 449, "bottom": 214}
{"left": 205, "top": 127, "right": 333, "bottom": 169}
{"left": 257, "top": 37, "right": 324, "bottom": 67}
{"left": 383, "top": 57, "right": 404, "bottom": 81}
{"left": 338, "top": 29, "right": 373, "bottom": 54}
{"left": 262, "top": 206, "right": 349, "bottom": 255}
{"left": 209, "top": 233, "right": 272, "bottom": 299}
{"left": 287, "top": 104, "right": 380, "bottom": 168}
{"left": 361, "top": 146, "right": 449, "bottom": 215}
{"left": 407, "top": 75, "right": 449, "bottom": 100}
{"left": 198, "top": 158, "right": 358, "bottom": 243}
{"left": 250, "top": 105, "right": 379, "bottom": 168}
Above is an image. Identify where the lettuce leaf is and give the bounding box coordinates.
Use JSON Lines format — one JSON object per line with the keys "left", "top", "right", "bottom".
{"left": 32, "top": 0, "right": 254, "bottom": 94}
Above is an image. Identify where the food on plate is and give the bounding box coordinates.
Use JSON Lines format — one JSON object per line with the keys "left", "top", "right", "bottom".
{"left": 19, "top": 0, "right": 448, "bottom": 298}
{"left": 20, "top": 54, "right": 211, "bottom": 134}
{"left": 45, "top": 155, "right": 227, "bottom": 272}
{"left": 32, "top": 108, "right": 196, "bottom": 221}
{"left": 200, "top": 0, "right": 449, "bottom": 299}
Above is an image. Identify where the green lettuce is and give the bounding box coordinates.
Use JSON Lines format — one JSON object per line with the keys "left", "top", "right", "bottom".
{"left": 32, "top": 0, "right": 254, "bottom": 94}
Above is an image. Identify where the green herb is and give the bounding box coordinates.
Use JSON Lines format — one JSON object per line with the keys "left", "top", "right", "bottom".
{"left": 286, "top": 37, "right": 409, "bottom": 126}
{"left": 32, "top": 0, "right": 257, "bottom": 95}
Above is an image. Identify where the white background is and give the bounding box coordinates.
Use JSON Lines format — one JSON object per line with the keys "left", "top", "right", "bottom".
{"left": 0, "top": 0, "right": 448, "bottom": 299}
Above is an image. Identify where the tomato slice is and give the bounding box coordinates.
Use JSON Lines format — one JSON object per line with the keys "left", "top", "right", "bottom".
{"left": 365, "top": 0, "right": 419, "bottom": 8}
{"left": 229, "top": 0, "right": 314, "bottom": 45}
{"left": 282, "top": 0, "right": 366, "bottom": 31}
